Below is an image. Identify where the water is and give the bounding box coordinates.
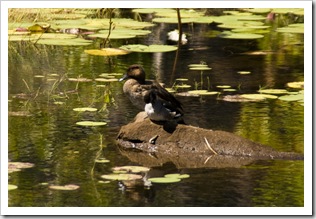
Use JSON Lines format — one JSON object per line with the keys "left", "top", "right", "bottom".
{"left": 8, "top": 19, "right": 304, "bottom": 207}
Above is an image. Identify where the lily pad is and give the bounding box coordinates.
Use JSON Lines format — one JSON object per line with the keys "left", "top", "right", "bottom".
{"left": 84, "top": 48, "right": 130, "bottom": 56}
{"left": 101, "top": 173, "right": 142, "bottom": 181}
{"left": 95, "top": 158, "right": 110, "bottom": 163}
{"left": 164, "top": 173, "right": 190, "bottom": 179}
{"left": 8, "top": 184, "right": 18, "bottom": 191}
{"left": 152, "top": 17, "right": 195, "bottom": 24}
{"left": 278, "top": 94, "right": 304, "bottom": 102}
{"left": 76, "top": 121, "right": 107, "bottom": 126}
{"left": 49, "top": 184, "right": 80, "bottom": 191}
{"left": 258, "top": 89, "right": 288, "bottom": 94}
{"left": 9, "top": 162, "right": 34, "bottom": 173}
{"left": 189, "top": 67, "right": 212, "bottom": 71}
{"left": 68, "top": 78, "right": 92, "bottom": 82}
{"left": 148, "top": 177, "right": 181, "bottom": 183}
{"left": 132, "top": 8, "right": 176, "bottom": 14}
{"left": 73, "top": 107, "right": 98, "bottom": 112}
{"left": 237, "top": 71, "right": 251, "bottom": 74}
{"left": 286, "top": 81, "right": 304, "bottom": 89}
{"left": 240, "top": 94, "right": 278, "bottom": 100}
{"left": 95, "top": 78, "right": 119, "bottom": 82}
{"left": 112, "top": 166, "right": 150, "bottom": 173}
{"left": 119, "top": 44, "right": 177, "bottom": 53}
{"left": 188, "top": 64, "right": 209, "bottom": 68}
{"left": 276, "top": 25, "right": 304, "bottom": 34}
{"left": 216, "top": 85, "right": 231, "bottom": 89}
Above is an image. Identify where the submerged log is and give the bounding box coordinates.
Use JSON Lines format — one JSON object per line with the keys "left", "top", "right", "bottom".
{"left": 116, "top": 112, "right": 303, "bottom": 168}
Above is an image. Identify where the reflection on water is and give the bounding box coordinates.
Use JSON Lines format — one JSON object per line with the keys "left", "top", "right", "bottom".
{"left": 8, "top": 15, "right": 304, "bottom": 207}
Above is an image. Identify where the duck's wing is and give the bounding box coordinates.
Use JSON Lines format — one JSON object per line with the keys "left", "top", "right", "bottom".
{"left": 151, "top": 81, "right": 184, "bottom": 115}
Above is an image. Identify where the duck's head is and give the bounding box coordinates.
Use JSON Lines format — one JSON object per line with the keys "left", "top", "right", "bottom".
{"left": 119, "top": 64, "right": 146, "bottom": 84}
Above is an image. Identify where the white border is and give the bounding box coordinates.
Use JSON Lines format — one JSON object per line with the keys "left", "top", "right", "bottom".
{"left": 1, "top": 1, "right": 313, "bottom": 216}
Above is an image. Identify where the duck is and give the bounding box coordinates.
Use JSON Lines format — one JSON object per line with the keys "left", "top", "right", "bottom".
{"left": 119, "top": 64, "right": 184, "bottom": 122}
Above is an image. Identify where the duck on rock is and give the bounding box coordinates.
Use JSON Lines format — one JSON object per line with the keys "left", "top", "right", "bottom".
{"left": 119, "top": 64, "right": 184, "bottom": 123}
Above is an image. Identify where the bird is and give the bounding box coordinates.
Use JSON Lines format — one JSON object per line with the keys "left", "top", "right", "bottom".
{"left": 119, "top": 64, "right": 184, "bottom": 123}
{"left": 144, "top": 89, "right": 183, "bottom": 122}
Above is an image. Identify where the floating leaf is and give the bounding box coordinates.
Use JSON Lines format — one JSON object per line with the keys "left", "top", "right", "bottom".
{"left": 188, "top": 64, "right": 209, "bottom": 68}
{"left": 76, "top": 121, "right": 107, "bottom": 126}
{"left": 164, "top": 173, "right": 190, "bottom": 179}
{"left": 95, "top": 158, "right": 110, "bottom": 163}
{"left": 241, "top": 94, "right": 278, "bottom": 100}
{"left": 278, "top": 94, "right": 304, "bottom": 102}
{"left": 119, "top": 44, "right": 177, "bottom": 53}
{"left": 112, "top": 166, "right": 150, "bottom": 173}
{"left": 73, "top": 107, "right": 98, "bottom": 112}
{"left": 148, "top": 177, "right": 181, "bottom": 183}
{"left": 152, "top": 17, "right": 195, "bottom": 24}
{"left": 84, "top": 48, "right": 130, "bottom": 56}
{"left": 101, "top": 173, "right": 142, "bottom": 181}
{"left": 9, "top": 162, "right": 34, "bottom": 173}
{"left": 8, "top": 184, "right": 18, "bottom": 191}
{"left": 175, "top": 78, "right": 189, "bottom": 82}
{"left": 223, "top": 88, "right": 237, "bottom": 92}
{"left": 258, "top": 89, "right": 288, "bottom": 94}
{"left": 286, "top": 81, "right": 304, "bottom": 89}
{"left": 95, "top": 78, "right": 118, "bottom": 82}
{"left": 189, "top": 67, "right": 212, "bottom": 71}
{"left": 132, "top": 8, "right": 176, "bottom": 14}
{"left": 237, "top": 71, "right": 251, "bottom": 74}
{"left": 49, "top": 184, "right": 80, "bottom": 191}
{"left": 68, "top": 78, "right": 92, "bottom": 82}
{"left": 216, "top": 85, "right": 231, "bottom": 89}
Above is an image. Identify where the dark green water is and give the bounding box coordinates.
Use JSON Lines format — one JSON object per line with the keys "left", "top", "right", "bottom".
{"left": 8, "top": 18, "right": 304, "bottom": 207}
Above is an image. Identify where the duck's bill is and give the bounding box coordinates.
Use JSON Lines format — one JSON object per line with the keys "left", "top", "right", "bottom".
{"left": 119, "top": 74, "right": 128, "bottom": 82}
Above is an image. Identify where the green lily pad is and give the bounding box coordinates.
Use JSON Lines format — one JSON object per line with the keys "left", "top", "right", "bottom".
{"left": 101, "top": 173, "right": 142, "bottom": 181}
{"left": 241, "top": 94, "right": 278, "bottom": 100}
{"left": 95, "top": 78, "right": 119, "bottom": 82}
{"left": 84, "top": 48, "right": 130, "bottom": 56}
{"left": 286, "top": 81, "right": 304, "bottom": 89}
{"left": 68, "top": 78, "right": 92, "bottom": 82}
{"left": 119, "top": 44, "right": 177, "bottom": 53}
{"left": 223, "top": 88, "right": 237, "bottom": 92}
{"left": 164, "top": 173, "right": 190, "bottom": 179}
{"left": 132, "top": 8, "right": 176, "bottom": 14}
{"left": 36, "top": 38, "right": 93, "bottom": 46}
{"left": 84, "top": 18, "right": 154, "bottom": 30}
{"left": 278, "top": 94, "right": 304, "bottom": 102}
{"left": 245, "top": 8, "right": 272, "bottom": 14}
{"left": 152, "top": 17, "right": 195, "bottom": 24}
{"left": 9, "top": 162, "right": 34, "bottom": 173}
{"left": 76, "top": 121, "right": 107, "bottom": 126}
{"left": 95, "top": 158, "right": 110, "bottom": 163}
{"left": 49, "top": 184, "right": 80, "bottom": 191}
{"left": 276, "top": 26, "right": 304, "bottom": 34}
{"left": 216, "top": 85, "right": 231, "bottom": 89}
{"left": 175, "top": 78, "right": 189, "bottom": 82}
{"left": 149, "top": 177, "right": 181, "bottom": 183}
{"left": 8, "top": 184, "right": 18, "bottom": 191}
{"left": 73, "top": 107, "right": 98, "bottom": 112}
{"left": 188, "top": 90, "right": 208, "bottom": 94}
{"left": 188, "top": 64, "right": 209, "bottom": 68}
{"left": 237, "top": 71, "right": 251, "bottom": 74}
{"left": 112, "top": 166, "right": 150, "bottom": 173}
{"left": 258, "top": 89, "right": 288, "bottom": 94}
{"left": 154, "top": 9, "right": 204, "bottom": 18}
{"left": 193, "top": 16, "right": 216, "bottom": 24}
{"left": 189, "top": 66, "right": 212, "bottom": 70}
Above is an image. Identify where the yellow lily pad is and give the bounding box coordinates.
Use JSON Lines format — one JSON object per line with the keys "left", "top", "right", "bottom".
{"left": 84, "top": 48, "right": 130, "bottom": 56}
{"left": 76, "top": 121, "right": 107, "bottom": 126}
{"left": 119, "top": 44, "right": 177, "bottom": 53}
{"left": 49, "top": 184, "right": 80, "bottom": 191}
{"left": 73, "top": 107, "right": 98, "bottom": 112}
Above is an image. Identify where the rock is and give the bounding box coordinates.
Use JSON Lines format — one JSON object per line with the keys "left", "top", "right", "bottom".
{"left": 116, "top": 112, "right": 303, "bottom": 168}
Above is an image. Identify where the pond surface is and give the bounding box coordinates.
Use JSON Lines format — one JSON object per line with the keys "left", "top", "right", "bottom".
{"left": 8, "top": 12, "right": 304, "bottom": 208}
